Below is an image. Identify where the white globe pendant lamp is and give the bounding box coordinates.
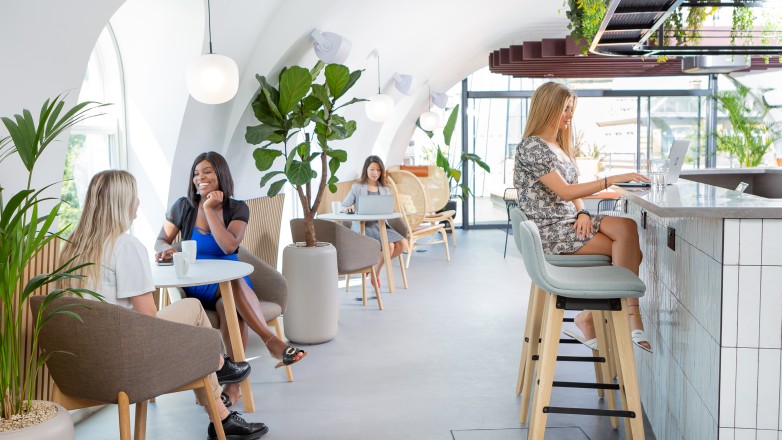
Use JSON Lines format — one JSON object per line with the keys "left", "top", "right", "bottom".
{"left": 365, "top": 52, "right": 394, "bottom": 122}
{"left": 418, "top": 86, "right": 440, "bottom": 131}
{"left": 186, "top": 0, "right": 239, "bottom": 104}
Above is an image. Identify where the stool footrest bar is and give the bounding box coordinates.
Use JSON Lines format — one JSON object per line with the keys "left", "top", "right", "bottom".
{"left": 531, "top": 354, "right": 606, "bottom": 362}
{"left": 552, "top": 381, "right": 620, "bottom": 390}
{"left": 543, "top": 406, "right": 636, "bottom": 418}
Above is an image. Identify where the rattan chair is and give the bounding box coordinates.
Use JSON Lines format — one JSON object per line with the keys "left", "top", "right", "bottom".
{"left": 30, "top": 295, "right": 226, "bottom": 440}
{"left": 387, "top": 169, "right": 451, "bottom": 268}
{"left": 291, "top": 218, "right": 383, "bottom": 309}
{"left": 415, "top": 165, "right": 457, "bottom": 246}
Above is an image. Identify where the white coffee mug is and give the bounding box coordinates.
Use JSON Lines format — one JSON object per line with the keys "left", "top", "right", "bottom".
{"left": 181, "top": 240, "right": 197, "bottom": 263}
{"left": 331, "top": 201, "right": 342, "bottom": 214}
{"left": 173, "top": 252, "right": 190, "bottom": 277}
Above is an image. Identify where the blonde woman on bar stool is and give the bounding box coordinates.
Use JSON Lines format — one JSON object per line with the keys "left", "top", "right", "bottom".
{"left": 513, "top": 81, "right": 653, "bottom": 353}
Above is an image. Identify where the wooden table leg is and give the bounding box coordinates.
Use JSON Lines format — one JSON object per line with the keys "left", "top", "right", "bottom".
{"left": 218, "top": 281, "right": 255, "bottom": 413}
{"left": 378, "top": 221, "right": 395, "bottom": 292}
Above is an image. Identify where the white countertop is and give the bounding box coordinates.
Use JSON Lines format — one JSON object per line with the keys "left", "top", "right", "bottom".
{"left": 611, "top": 179, "right": 782, "bottom": 218}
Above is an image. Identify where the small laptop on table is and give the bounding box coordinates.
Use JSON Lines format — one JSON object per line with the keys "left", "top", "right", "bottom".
{"left": 614, "top": 139, "right": 689, "bottom": 188}
{"left": 356, "top": 195, "right": 395, "bottom": 215}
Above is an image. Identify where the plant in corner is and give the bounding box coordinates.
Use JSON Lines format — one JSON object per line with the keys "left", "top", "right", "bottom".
{"left": 417, "top": 104, "right": 490, "bottom": 201}
{"left": 713, "top": 75, "right": 781, "bottom": 167}
{"left": 245, "top": 61, "right": 363, "bottom": 246}
{"left": 0, "top": 95, "right": 104, "bottom": 433}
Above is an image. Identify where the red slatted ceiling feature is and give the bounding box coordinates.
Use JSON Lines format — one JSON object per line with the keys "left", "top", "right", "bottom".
{"left": 489, "top": 36, "right": 782, "bottom": 78}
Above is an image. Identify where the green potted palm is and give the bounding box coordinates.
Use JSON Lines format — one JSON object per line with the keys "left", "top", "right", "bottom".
{"left": 418, "top": 104, "right": 490, "bottom": 209}
{"left": 0, "top": 96, "right": 104, "bottom": 438}
{"left": 714, "top": 76, "right": 781, "bottom": 167}
{"left": 245, "top": 61, "right": 363, "bottom": 343}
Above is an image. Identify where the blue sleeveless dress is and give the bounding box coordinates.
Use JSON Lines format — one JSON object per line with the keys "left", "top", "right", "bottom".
{"left": 182, "top": 227, "right": 253, "bottom": 310}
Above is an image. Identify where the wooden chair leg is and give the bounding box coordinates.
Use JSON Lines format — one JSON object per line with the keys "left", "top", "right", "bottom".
{"left": 610, "top": 299, "right": 645, "bottom": 440}
{"left": 519, "top": 286, "right": 547, "bottom": 424}
{"left": 447, "top": 218, "right": 456, "bottom": 247}
{"left": 528, "top": 294, "right": 564, "bottom": 440}
{"left": 441, "top": 229, "right": 451, "bottom": 262}
{"left": 516, "top": 283, "right": 538, "bottom": 395}
{"left": 360, "top": 271, "right": 367, "bottom": 306}
{"left": 345, "top": 274, "right": 351, "bottom": 292}
{"left": 201, "top": 376, "right": 226, "bottom": 440}
{"left": 592, "top": 311, "right": 619, "bottom": 429}
{"left": 405, "top": 238, "right": 414, "bottom": 268}
{"left": 118, "top": 391, "right": 131, "bottom": 440}
{"left": 397, "top": 255, "right": 408, "bottom": 289}
{"left": 371, "top": 266, "right": 382, "bottom": 310}
{"left": 271, "top": 317, "right": 294, "bottom": 382}
{"left": 590, "top": 312, "right": 606, "bottom": 399}
{"left": 133, "top": 400, "right": 148, "bottom": 440}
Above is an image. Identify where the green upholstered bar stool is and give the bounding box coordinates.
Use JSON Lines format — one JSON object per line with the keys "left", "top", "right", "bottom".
{"left": 511, "top": 208, "right": 617, "bottom": 425}
{"left": 514, "top": 218, "right": 646, "bottom": 440}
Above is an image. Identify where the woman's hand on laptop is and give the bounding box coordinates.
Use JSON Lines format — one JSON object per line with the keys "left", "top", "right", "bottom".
{"left": 611, "top": 173, "right": 651, "bottom": 184}
{"left": 344, "top": 205, "right": 355, "bottom": 213}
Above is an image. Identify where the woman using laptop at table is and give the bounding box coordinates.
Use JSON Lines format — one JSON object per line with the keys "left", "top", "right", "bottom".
{"left": 513, "top": 82, "right": 653, "bottom": 352}
{"left": 61, "top": 170, "right": 268, "bottom": 439}
{"left": 155, "top": 152, "right": 306, "bottom": 407}
{"left": 342, "top": 155, "right": 408, "bottom": 288}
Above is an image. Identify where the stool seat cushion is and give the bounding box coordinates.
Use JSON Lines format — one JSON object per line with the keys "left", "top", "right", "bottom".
{"left": 544, "top": 264, "right": 645, "bottom": 299}
{"left": 544, "top": 254, "right": 611, "bottom": 267}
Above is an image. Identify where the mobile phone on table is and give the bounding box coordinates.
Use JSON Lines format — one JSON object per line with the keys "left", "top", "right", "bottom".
{"left": 156, "top": 255, "right": 174, "bottom": 266}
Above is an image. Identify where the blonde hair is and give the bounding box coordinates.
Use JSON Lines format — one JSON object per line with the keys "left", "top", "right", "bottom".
{"left": 61, "top": 170, "right": 138, "bottom": 288}
{"left": 522, "top": 82, "right": 578, "bottom": 160}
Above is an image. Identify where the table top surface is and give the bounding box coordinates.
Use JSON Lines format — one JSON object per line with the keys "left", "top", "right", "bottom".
{"left": 612, "top": 179, "right": 782, "bottom": 218}
{"left": 151, "top": 259, "right": 253, "bottom": 288}
{"left": 318, "top": 212, "right": 401, "bottom": 221}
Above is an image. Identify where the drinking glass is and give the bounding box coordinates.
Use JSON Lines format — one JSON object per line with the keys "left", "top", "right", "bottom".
{"left": 650, "top": 159, "right": 669, "bottom": 190}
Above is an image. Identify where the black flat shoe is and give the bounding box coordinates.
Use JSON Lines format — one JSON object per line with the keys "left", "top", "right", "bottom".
{"left": 274, "top": 346, "right": 307, "bottom": 369}
{"left": 208, "top": 411, "right": 268, "bottom": 440}
{"left": 221, "top": 392, "right": 232, "bottom": 408}
{"left": 216, "top": 355, "right": 251, "bottom": 385}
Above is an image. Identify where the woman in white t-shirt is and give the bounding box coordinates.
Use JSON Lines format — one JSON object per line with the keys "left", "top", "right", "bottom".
{"left": 60, "top": 170, "right": 268, "bottom": 440}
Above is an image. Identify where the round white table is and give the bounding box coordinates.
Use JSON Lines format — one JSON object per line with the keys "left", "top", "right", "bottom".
{"left": 318, "top": 212, "right": 404, "bottom": 293}
{"left": 151, "top": 259, "right": 257, "bottom": 413}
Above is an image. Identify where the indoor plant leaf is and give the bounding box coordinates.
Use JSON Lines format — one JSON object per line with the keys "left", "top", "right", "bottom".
{"left": 278, "top": 66, "right": 313, "bottom": 115}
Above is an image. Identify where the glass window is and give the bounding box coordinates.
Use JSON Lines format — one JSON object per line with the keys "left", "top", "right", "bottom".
{"left": 60, "top": 25, "right": 126, "bottom": 235}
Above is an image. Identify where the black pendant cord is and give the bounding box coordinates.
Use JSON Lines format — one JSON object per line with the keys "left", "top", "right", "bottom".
{"left": 207, "top": 0, "right": 214, "bottom": 54}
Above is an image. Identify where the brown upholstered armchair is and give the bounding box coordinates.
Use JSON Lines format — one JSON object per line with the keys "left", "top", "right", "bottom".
{"left": 29, "top": 295, "right": 226, "bottom": 440}
{"left": 290, "top": 218, "right": 384, "bottom": 310}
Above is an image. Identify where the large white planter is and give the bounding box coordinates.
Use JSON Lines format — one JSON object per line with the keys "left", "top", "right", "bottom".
{"left": 0, "top": 401, "right": 73, "bottom": 440}
{"left": 282, "top": 242, "right": 339, "bottom": 344}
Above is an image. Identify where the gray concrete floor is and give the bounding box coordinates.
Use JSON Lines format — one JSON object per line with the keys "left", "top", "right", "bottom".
{"left": 75, "top": 228, "right": 655, "bottom": 440}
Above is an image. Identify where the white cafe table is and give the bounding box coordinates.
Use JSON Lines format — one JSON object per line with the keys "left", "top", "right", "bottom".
{"left": 318, "top": 212, "right": 403, "bottom": 293}
{"left": 151, "top": 259, "right": 256, "bottom": 412}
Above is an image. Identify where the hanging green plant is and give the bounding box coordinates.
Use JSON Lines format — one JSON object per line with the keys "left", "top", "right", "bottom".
{"left": 563, "top": 0, "right": 609, "bottom": 54}
{"left": 731, "top": 6, "right": 755, "bottom": 46}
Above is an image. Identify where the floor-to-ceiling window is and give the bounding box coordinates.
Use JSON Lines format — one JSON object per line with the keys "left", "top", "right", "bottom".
{"left": 60, "top": 25, "right": 126, "bottom": 235}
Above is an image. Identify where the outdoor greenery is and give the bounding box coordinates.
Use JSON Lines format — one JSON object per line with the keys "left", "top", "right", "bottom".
{"left": 245, "top": 61, "right": 364, "bottom": 247}
{"left": 0, "top": 96, "right": 103, "bottom": 421}
{"left": 714, "top": 76, "right": 780, "bottom": 167}
{"left": 58, "top": 134, "right": 86, "bottom": 239}
{"left": 417, "top": 104, "right": 490, "bottom": 200}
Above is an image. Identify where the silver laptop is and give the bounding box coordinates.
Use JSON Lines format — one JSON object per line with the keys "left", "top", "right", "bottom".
{"left": 356, "top": 195, "right": 395, "bottom": 215}
{"left": 615, "top": 139, "right": 689, "bottom": 187}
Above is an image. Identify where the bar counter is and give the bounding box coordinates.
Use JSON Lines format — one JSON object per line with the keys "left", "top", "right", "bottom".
{"left": 613, "top": 179, "right": 782, "bottom": 440}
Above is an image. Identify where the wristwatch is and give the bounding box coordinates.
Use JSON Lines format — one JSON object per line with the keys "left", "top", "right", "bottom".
{"left": 576, "top": 209, "right": 591, "bottom": 218}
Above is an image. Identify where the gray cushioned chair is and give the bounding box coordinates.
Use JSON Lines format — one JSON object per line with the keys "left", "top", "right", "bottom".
{"left": 291, "top": 218, "right": 384, "bottom": 310}
{"left": 29, "top": 295, "right": 226, "bottom": 440}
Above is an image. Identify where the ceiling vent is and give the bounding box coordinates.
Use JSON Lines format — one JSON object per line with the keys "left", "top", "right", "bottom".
{"left": 682, "top": 55, "right": 750, "bottom": 74}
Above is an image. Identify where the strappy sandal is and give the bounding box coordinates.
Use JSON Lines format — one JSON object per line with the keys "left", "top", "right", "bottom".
{"left": 562, "top": 328, "right": 599, "bottom": 351}
{"left": 628, "top": 306, "right": 653, "bottom": 353}
{"left": 264, "top": 336, "right": 308, "bottom": 369}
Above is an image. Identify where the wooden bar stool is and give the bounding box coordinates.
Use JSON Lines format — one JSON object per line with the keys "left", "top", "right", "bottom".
{"left": 515, "top": 219, "right": 646, "bottom": 440}
{"left": 510, "top": 208, "right": 616, "bottom": 425}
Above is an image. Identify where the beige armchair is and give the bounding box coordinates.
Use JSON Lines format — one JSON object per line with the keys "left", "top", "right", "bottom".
{"left": 388, "top": 169, "right": 451, "bottom": 268}
{"left": 290, "top": 218, "right": 383, "bottom": 309}
{"left": 392, "top": 165, "right": 456, "bottom": 246}
{"left": 29, "top": 295, "right": 226, "bottom": 440}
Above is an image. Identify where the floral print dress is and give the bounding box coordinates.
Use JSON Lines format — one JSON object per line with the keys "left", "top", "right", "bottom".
{"left": 513, "top": 135, "right": 603, "bottom": 254}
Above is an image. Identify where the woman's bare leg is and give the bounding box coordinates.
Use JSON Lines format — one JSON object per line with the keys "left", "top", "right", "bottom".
{"left": 572, "top": 217, "right": 649, "bottom": 350}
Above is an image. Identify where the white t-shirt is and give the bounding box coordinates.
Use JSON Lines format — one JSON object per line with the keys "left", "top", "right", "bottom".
{"left": 96, "top": 234, "right": 155, "bottom": 309}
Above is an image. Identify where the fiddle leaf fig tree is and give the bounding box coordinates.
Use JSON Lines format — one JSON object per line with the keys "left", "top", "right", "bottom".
{"left": 246, "top": 62, "right": 364, "bottom": 246}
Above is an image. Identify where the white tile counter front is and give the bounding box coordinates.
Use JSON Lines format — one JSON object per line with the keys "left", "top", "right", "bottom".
{"left": 612, "top": 180, "right": 782, "bottom": 440}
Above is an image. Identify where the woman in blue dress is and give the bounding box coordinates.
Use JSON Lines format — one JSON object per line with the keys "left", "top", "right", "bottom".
{"left": 155, "top": 152, "right": 305, "bottom": 406}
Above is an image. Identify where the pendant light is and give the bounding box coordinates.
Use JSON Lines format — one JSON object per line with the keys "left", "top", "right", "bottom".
{"left": 186, "top": 0, "right": 239, "bottom": 104}
{"left": 365, "top": 52, "right": 394, "bottom": 122}
{"left": 419, "top": 85, "right": 440, "bottom": 132}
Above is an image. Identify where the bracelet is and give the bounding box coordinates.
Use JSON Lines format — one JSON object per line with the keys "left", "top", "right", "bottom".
{"left": 604, "top": 176, "right": 608, "bottom": 189}
{"left": 577, "top": 209, "right": 591, "bottom": 218}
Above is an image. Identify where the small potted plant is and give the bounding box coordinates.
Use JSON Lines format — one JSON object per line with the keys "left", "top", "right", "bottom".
{"left": 574, "top": 130, "right": 605, "bottom": 180}
{"left": 0, "top": 96, "right": 104, "bottom": 439}
{"left": 245, "top": 61, "right": 363, "bottom": 343}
